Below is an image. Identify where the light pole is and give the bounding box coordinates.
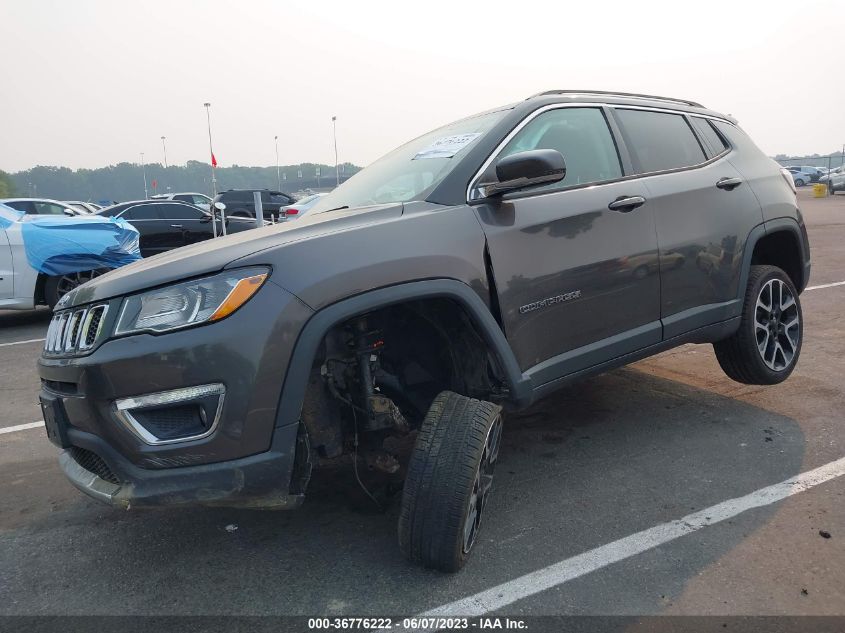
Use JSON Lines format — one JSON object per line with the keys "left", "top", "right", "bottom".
{"left": 275, "top": 135, "right": 281, "bottom": 191}
{"left": 141, "top": 152, "right": 148, "bottom": 198}
{"left": 332, "top": 115, "right": 339, "bottom": 187}
{"left": 161, "top": 136, "right": 168, "bottom": 169}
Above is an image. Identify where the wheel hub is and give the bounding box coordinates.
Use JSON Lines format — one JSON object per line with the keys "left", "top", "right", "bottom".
{"left": 754, "top": 278, "right": 800, "bottom": 371}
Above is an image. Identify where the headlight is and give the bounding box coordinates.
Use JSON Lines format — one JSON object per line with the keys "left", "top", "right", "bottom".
{"left": 114, "top": 267, "right": 269, "bottom": 336}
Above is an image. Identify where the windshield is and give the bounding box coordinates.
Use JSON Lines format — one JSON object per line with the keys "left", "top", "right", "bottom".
{"left": 311, "top": 110, "right": 505, "bottom": 213}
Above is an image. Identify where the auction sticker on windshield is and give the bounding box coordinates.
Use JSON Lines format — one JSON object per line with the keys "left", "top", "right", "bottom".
{"left": 413, "top": 133, "right": 481, "bottom": 160}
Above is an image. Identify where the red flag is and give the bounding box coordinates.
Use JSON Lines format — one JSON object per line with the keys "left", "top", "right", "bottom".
{"left": 211, "top": 153, "right": 218, "bottom": 167}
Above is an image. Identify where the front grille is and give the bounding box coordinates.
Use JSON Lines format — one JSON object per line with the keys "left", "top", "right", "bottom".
{"left": 68, "top": 446, "right": 121, "bottom": 485}
{"left": 44, "top": 304, "right": 108, "bottom": 356}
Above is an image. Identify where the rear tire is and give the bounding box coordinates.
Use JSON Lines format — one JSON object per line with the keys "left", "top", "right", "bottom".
{"left": 398, "top": 391, "right": 503, "bottom": 572}
{"left": 714, "top": 265, "right": 802, "bottom": 385}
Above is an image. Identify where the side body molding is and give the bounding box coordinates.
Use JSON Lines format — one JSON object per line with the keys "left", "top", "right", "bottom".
{"left": 272, "top": 279, "right": 532, "bottom": 431}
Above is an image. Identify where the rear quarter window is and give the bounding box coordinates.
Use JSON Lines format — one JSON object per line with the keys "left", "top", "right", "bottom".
{"left": 689, "top": 117, "right": 729, "bottom": 158}
{"left": 615, "top": 109, "right": 707, "bottom": 174}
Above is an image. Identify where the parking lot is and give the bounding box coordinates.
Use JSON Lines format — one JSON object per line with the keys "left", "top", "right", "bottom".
{"left": 0, "top": 188, "right": 843, "bottom": 624}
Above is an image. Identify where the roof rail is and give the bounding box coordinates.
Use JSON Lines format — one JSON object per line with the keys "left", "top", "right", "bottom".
{"left": 529, "top": 90, "right": 704, "bottom": 108}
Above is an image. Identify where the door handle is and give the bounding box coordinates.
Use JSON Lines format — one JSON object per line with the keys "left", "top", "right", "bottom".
{"left": 608, "top": 195, "right": 646, "bottom": 212}
{"left": 170, "top": 224, "right": 183, "bottom": 228}
{"left": 716, "top": 176, "right": 743, "bottom": 190}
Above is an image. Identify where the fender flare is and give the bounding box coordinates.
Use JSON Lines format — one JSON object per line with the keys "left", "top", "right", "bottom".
{"left": 272, "top": 279, "right": 530, "bottom": 430}
{"left": 739, "top": 217, "right": 810, "bottom": 299}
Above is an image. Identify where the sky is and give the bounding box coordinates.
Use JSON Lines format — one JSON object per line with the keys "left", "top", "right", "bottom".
{"left": 1, "top": 0, "right": 843, "bottom": 173}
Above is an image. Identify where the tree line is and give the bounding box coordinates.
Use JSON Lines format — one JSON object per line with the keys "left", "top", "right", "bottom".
{"left": 5, "top": 161, "right": 361, "bottom": 204}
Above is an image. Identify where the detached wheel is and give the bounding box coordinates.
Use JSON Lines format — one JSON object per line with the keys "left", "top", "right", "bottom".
{"left": 714, "top": 265, "right": 802, "bottom": 384}
{"left": 45, "top": 269, "right": 107, "bottom": 309}
{"left": 398, "top": 391, "right": 503, "bottom": 572}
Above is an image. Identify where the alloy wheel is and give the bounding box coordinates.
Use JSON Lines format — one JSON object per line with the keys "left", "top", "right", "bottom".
{"left": 55, "top": 270, "right": 104, "bottom": 301}
{"left": 462, "top": 412, "right": 503, "bottom": 554}
{"left": 754, "top": 278, "right": 800, "bottom": 371}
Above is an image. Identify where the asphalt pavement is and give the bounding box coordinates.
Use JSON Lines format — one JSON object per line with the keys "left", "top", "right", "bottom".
{"left": 0, "top": 188, "right": 843, "bottom": 624}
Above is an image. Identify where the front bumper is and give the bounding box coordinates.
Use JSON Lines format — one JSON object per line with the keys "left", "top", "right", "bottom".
{"left": 37, "top": 280, "right": 314, "bottom": 508}
{"left": 59, "top": 424, "right": 304, "bottom": 509}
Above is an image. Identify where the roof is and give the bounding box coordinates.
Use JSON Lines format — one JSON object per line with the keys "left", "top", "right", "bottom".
{"left": 524, "top": 90, "right": 734, "bottom": 122}
{"left": 529, "top": 90, "right": 703, "bottom": 108}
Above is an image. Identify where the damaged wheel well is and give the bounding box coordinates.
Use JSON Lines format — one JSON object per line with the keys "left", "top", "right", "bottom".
{"left": 299, "top": 297, "right": 509, "bottom": 465}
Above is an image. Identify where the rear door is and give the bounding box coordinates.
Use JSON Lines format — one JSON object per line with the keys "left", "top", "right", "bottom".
{"left": 612, "top": 108, "right": 763, "bottom": 338}
{"left": 472, "top": 105, "right": 661, "bottom": 378}
{"left": 166, "top": 203, "right": 214, "bottom": 246}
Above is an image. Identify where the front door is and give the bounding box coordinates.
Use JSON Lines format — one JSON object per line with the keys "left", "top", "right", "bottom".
{"left": 0, "top": 228, "right": 14, "bottom": 300}
{"left": 472, "top": 106, "right": 661, "bottom": 382}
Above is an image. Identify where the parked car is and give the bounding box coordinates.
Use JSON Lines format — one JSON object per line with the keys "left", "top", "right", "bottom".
{"left": 150, "top": 192, "right": 212, "bottom": 212}
{"left": 824, "top": 165, "right": 845, "bottom": 195}
{"left": 795, "top": 165, "right": 824, "bottom": 182}
{"left": 38, "top": 90, "right": 810, "bottom": 572}
{"left": 0, "top": 202, "right": 140, "bottom": 310}
{"left": 280, "top": 193, "right": 327, "bottom": 220}
{"left": 98, "top": 200, "right": 257, "bottom": 258}
{"left": 64, "top": 201, "right": 101, "bottom": 214}
{"left": 212, "top": 189, "right": 295, "bottom": 221}
{"left": 785, "top": 167, "right": 815, "bottom": 187}
{"left": 1, "top": 198, "right": 83, "bottom": 216}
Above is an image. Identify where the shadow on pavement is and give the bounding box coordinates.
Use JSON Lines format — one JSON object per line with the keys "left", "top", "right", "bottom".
{"left": 0, "top": 367, "right": 805, "bottom": 616}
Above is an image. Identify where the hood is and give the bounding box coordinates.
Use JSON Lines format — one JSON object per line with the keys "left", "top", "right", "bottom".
{"left": 65, "top": 203, "right": 403, "bottom": 307}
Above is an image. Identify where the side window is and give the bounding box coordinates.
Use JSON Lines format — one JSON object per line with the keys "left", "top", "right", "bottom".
{"left": 192, "top": 195, "right": 210, "bottom": 206}
{"left": 33, "top": 202, "right": 69, "bottom": 215}
{"left": 122, "top": 205, "right": 162, "bottom": 220}
{"left": 269, "top": 192, "right": 292, "bottom": 204}
{"left": 6, "top": 200, "right": 37, "bottom": 214}
{"left": 173, "top": 194, "right": 190, "bottom": 203}
{"left": 159, "top": 203, "right": 202, "bottom": 219}
{"left": 496, "top": 107, "right": 622, "bottom": 190}
{"left": 615, "top": 109, "right": 706, "bottom": 173}
{"left": 689, "top": 117, "right": 728, "bottom": 158}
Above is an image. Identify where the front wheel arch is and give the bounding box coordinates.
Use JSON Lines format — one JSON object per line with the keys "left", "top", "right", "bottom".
{"left": 273, "top": 280, "right": 529, "bottom": 433}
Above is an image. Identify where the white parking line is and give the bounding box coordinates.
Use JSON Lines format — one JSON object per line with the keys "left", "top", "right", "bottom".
{"left": 0, "top": 338, "right": 45, "bottom": 348}
{"left": 417, "top": 456, "right": 845, "bottom": 620}
{"left": 806, "top": 280, "right": 845, "bottom": 291}
{"left": 0, "top": 421, "right": 43, "bottom": 435}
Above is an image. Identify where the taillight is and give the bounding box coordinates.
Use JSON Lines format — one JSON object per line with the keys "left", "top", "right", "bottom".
{"left": 780, "top": 167, "right": 797, "bottom": 194}
{"left": 285, "top": 208, "right": 299, "bottom": 216}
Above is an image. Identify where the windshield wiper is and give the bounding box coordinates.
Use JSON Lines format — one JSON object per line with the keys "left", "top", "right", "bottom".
{"left": 317, "top": 205, "right": 349, "bottom": 214}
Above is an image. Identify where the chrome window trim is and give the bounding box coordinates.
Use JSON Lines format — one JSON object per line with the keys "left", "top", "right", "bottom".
{"left": 113, "top": 383, "right": 226, "bottom": 446}
{"left": 466, "top": 102, "right": 736, "bottom": 203}
{"left": 466, "top": 102, "right": 602, "bottom": 202}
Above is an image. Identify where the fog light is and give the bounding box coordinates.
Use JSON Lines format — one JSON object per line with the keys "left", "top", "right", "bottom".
{"left": 114, "top": 383, "right": 225, "bottom": 445}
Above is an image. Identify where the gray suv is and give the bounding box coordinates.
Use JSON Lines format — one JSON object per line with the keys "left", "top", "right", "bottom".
{"left": 37, "top": 90, "right": 810, "bottom": 572}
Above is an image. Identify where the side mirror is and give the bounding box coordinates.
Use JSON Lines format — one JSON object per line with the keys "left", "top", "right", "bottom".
{"left": 63, "top": 209, "right": 75, "bottom": 216}
{"left": 214, "top": 201, "right": 226, "bottom": 212}
{"left": 477, "top": 149, "right": 566, "bottom": 198}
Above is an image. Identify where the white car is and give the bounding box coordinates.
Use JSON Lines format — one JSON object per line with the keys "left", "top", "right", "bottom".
{"left": 63, "top": 201, "right": 102, "bottom": 214}
{"left": 824, "top": 165, "right": 845, "bottom": 195}
{"left": 0, "top": 203, "right": 141, "bottom": 310}
{"left": 149, "top": 192, "right": 212, "bottom": 212}
{"left": 784, "top": 167, "right": 815, "bottom": 187}
{"left": 280, "top": 193, "right": 328, "bottom": 220}
{"left": 0, "top": 198, "right": 83, "bottom": 216}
